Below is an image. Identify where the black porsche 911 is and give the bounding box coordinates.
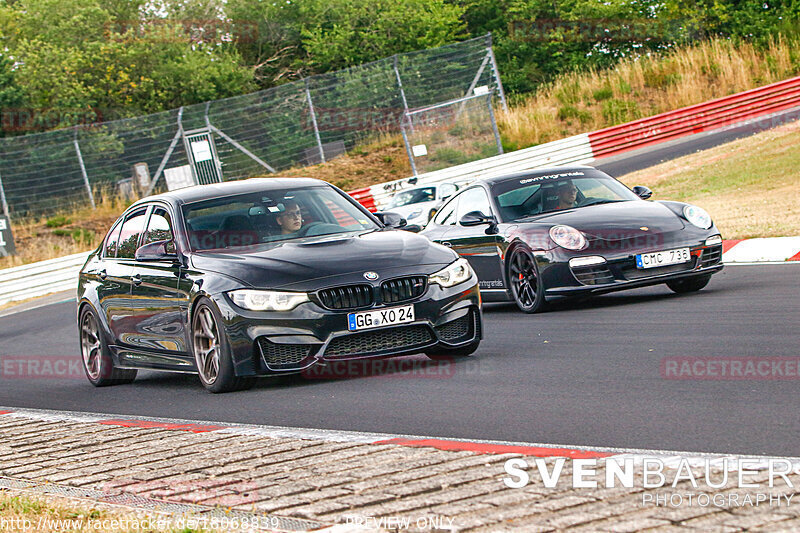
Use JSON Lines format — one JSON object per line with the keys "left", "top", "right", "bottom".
{"left": 77, "top": 178, "right": 482, "bottom": 392}
{"left": 420, "top": 166, "right": 723, "bottom": 313}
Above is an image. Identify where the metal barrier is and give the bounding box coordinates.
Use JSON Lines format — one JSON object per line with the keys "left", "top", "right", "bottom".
{"left": 350, "top": 75, "right": 800, "bottom": 211}
{"left": 0, "top": 252, "right": 89, "bottom": 306}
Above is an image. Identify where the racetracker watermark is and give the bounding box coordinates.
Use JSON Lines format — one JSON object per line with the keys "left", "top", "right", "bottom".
{"left": 0, "top": 356, "right": 83, "bottom": 380}
{"left": 0, "top": 514, "right": 288, "bottom": 531}
{"left": 301, "top": 357, "right": 492, "bottom": 380}
{"left": 661, "top": 357, "right": 800, "bottom": 380}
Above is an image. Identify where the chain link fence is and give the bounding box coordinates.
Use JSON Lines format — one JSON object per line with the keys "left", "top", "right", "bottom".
{"left": 0, "top": 34, "right": 505, "bottom": 219}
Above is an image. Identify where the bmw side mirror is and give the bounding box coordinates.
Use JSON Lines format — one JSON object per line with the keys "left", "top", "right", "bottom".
{"left": 135, "top": 240, "right": 178, "bottom": 262}
{"left": 374, "top": 211, "right": 408, "bottom": 229}
{"left": 632, "top": 186, "right": 653, "bottom": 200}
{"left": 460, "top": 211, "right": 494, "bottom": 227}
{"left": 402, "top": 224, "right": 423, "bottom": 233}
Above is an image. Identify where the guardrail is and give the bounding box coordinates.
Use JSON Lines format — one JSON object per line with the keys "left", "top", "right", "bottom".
{"left": 0, "top": 252, "right": 89, "bottom": 306}
{"left": 350, "top": 75, "right": 800, "bottom": 211}
{"left": 1, "top": 76, "right": 799, "bottom": 307}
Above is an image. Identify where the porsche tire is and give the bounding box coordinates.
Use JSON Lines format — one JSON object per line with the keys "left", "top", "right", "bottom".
{"left": 507, "top": 246, "right": 546, "bottom": 313}
{"left": 666, "top": 274, "right": 711, "bottom": 294}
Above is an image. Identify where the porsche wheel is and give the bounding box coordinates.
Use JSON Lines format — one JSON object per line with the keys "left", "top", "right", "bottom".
{"left": 192, "top": 298, "right": 254, "bottom": 393}
{"left": 666, "top": 274, "right": 711, "bottom": 294}
{"left": 79, "top": 307, "right": 136, "bottom": 386}
{"left": 508, "top": 247, "right": 545, "bottom": 313}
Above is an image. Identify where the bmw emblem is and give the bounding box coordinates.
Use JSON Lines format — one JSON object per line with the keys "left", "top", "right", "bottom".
{"left": 363, "top": 271, "right": 379, "bottom": 281}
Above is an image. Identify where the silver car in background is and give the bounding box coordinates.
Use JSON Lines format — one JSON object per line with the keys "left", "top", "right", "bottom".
{"left": 386, "top": 183, "right": 459, "bottom": 224}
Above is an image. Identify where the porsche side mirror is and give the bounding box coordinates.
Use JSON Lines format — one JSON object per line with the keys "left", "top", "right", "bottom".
{"left": 632, "top": 186, "right": 653, "bottom": 200}
{"left": 460, "top": 211, "right": 494, "bottom": 227}
{"left": 135, "top": 240, "right": 178, "bottom": 262}
{"left": 374, "top": 211, "right": 408, "bottom": 229}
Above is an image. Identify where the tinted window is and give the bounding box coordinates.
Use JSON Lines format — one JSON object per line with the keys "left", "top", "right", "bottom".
{"left": 433, "top": 196, "right": 458, "bottom": 226}
{"left": 389, "top": 187, "right": 436, "bottom": 208}
{"left": 116, "top": 210, "right": 149, "bottom": 259}
{"left": 183, "top": 186, "right": 378, "bottom": 251}
{"left": 104, "top": 219, "right": 123, "bottom": 258}
{"left": 457, "top": 187, "right": 492, "bottom": 223}
{"left": 144, "top": 208, "right": 173, "bottom": 245}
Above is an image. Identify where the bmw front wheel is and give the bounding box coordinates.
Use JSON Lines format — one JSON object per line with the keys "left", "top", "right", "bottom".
{"left": 192, "top": 298, "right": 254, "bottom": 393}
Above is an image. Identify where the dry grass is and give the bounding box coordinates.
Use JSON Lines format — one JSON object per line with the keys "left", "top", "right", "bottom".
{"left": 498, "top": 36, "right": 800, "bottom": 150}
{"left": 0, "top": 192, "right": 130, "bottom": 270}
{"left": 617, "top": 119, "right": 800, "bottom": 239}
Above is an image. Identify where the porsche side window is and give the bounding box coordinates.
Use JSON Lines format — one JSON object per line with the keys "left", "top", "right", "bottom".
{"left": 433, "top": 198, "right": 457, "bottom": 226}
{"left": 103, "top": 219, "right": 124, "bottom": 258}
{"left": 116, "top": 210, "right": 149, "bottom": 260}
{"left": 144, "top": 208, "right": 174, "bottom": 245}
{"left": 457, "top": 188, "right": 492, "bottom": 223}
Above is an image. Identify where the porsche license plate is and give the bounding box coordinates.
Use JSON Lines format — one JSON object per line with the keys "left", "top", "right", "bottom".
{"left": 348, "top": 305, "right": 415, "bottom": 331}
{"left": 635, "top": 247, "right": 691, "bottom": 269}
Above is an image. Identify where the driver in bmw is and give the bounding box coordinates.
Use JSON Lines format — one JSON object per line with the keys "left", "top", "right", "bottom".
{"left": 276, "top": 200, "right": 304, "bottom": 235}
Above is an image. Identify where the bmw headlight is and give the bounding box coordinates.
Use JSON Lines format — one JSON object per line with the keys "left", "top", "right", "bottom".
{"left": 683, "top": 205, "right": 713, "bottom": 229}
{"left": 228, "top": 290, "right": 309, "bottom": 311}
{"left": 429, "top": 258, "right": 473, "bottom": 288}
{"left": 549, "top": 225, "right": 587, "bottom": 251}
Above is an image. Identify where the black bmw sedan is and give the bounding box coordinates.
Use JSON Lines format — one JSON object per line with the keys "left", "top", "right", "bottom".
{"left": 78, "top": 178, "right": 481, "bottom": 392}
{"left": 420, "top": 166, "right": 723, "bottom": 313}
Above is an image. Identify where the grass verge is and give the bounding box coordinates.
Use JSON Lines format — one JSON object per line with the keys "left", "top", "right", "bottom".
{"left": 0, "top": 490, "right": 208, "bottom": 532}
{"left": 618, "top": 119, "right": 800, "bottom": 239}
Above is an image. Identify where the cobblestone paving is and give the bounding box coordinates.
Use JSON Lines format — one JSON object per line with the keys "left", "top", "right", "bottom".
{"left": 1, "top": 413, "right": 799, "bottom": 532}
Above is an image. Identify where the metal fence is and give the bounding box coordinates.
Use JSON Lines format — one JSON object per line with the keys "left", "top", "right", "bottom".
{"left": 0, "top": 34, "right": 505, "bottom": 219}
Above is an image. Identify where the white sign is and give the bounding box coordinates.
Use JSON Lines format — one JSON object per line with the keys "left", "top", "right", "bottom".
{"left": 473, "top": 85, "right": 490, "bottom": 95}
{"left": 190, "top": 140, "right": 213, "bottom": 162}
{"left": 412, "top": 144, "right": 428, "bottom": 157}
{"left": 0, "top": 219, "right": 6, "bottom": 230}
{"left": 164, "top": 165, "right": 195, "bottom": 191}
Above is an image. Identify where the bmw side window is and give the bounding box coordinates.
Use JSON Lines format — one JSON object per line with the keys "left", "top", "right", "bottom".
{"left": 116, "top": 210, "right": 149, "bottom": 260}
{"left": 144, "top": 208, "right": 174, "bottom": 245}
{"left": 103, "top": 219, "right": 123, "bottom": 258}
{"left": 457, "top": 188, "right": 492, "bottom": 223}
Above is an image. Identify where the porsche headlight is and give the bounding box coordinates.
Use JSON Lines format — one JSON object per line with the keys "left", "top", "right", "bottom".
{"left": 549, "top": 225, "right": 587, "bottom": 251}
{"left": 429, "top": 258, "right": 473, "bottom": 288}
{"left": 228, "top": 290, "right": 309, "bottom": 311}
{"left": 683, "top": 205, "right": 713, "bottom": 229}
{"left": 407, "top": 209, "right": 422, "bottom": 220}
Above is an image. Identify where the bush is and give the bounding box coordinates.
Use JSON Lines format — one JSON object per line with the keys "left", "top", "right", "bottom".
{"left": 593, "top": 87, "right": 613, "bottom": 101}
{"left": 557, "top": 106, "right": 591, "bottom": 123}
{"left": 602, "top": 99, "right": 641, "bottom": 124}
{"left": 45, "top": 216, "right": 71, "bottom": 228}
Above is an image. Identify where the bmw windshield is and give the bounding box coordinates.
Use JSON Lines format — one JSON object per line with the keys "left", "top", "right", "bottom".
{"left": 492, "top": 170, "right": 640, "bottom": 222}
{"left": 183, "top": 185, "right": 379, "bottom": 251}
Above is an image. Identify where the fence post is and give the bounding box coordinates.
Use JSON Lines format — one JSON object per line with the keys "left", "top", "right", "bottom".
{"left": 486, "top": 33, "right": 508, "bottom": 112}
{"left": 304, "top": 79, "right": 325, "bottom": 164}
{"left": 393, "top": 55, "right": 413, "bottom": 133}
{"left": 73, "top": 128, "right": 96, "bottom": 209}
{"left": 146, "top": 106, "right": 184, "bottom": 195}
{"left": 204, "top": 101, "right": 225, "bottom": 181}
{"left": 400, "top": 117, "right": 418, "bottom": 177}
{"left": 0, "top": 169, "right": 9, "bottom": 218}
{"left": 487, "top": 95, "right": 504, "bottom": 155}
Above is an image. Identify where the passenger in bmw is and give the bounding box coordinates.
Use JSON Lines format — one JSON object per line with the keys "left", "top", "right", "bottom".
{"left": 276, "top": 200, "right": 304, "bottom": 235}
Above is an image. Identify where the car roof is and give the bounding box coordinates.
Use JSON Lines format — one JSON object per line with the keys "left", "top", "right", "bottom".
{"left": 476, "top": 165, "right": 599, "bottom": 186}
{"left": 132, "top": 177, "right": 328, "bottom": 207}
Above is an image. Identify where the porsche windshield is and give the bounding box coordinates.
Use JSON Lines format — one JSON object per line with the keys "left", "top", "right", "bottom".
{"left": 493, "top": 171, "right": 640, "bottom": 221}
{"left": 389, "top": 187, "right": 436, "bottom": 208}
{"left": 183, "top": 186, "right": 379, "bottom": 251}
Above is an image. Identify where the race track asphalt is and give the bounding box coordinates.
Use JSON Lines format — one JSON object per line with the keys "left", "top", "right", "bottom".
{"left": 1, "top": 264, "right": 798, "bottom": 457}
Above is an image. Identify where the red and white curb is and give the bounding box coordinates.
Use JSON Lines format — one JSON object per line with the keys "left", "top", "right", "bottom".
{"left": 2, "top": 406, "right": 799, "bottom": 473}
{"left": 723, "top": 237, "right": 800, "bottom": 263}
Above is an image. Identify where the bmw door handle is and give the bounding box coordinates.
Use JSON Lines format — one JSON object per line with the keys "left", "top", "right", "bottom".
{"left": 131, "top": 274, "right": 142, "bottom": 286}
{"left": 98, "top": 269, "right": 107, "bottom": 281}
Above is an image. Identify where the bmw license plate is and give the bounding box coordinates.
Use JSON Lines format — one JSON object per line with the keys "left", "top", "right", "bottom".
{"left": 635, "top": 247, "right": 691, "bottom": 269}
{"left": 348, "top": 305, "right": 414, "bottom": 331}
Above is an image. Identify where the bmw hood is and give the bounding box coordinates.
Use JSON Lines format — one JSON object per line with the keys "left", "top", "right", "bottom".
{"left": 190, "top": 229, "right": 456, "bottom": 290}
